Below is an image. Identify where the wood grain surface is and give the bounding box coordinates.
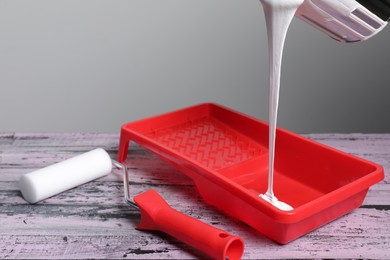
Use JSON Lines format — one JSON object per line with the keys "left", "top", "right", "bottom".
{"left": 0, "top": 133, "right": 389, "bottom": 259}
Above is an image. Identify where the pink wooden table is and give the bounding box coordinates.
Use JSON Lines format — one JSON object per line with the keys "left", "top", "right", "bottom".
{"left": 0, "top": 133, "right": 389, "bottom": 259}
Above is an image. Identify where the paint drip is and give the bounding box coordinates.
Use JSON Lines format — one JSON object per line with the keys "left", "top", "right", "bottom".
{"left": 259, "top": 0, "right": 304, "bottom": 211}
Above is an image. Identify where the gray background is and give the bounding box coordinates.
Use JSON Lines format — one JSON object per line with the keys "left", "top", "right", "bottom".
{"left": 1, "top": 0, "right": 389, "bottom": 133}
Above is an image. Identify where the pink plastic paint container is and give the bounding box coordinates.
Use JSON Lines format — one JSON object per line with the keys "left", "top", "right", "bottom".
{"left": 118, "top": 103, "right": 384, "bottom": 244}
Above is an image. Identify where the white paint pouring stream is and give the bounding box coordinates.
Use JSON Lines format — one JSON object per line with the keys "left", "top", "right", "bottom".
{"left": 258, "top": 0, "right": 304, "bottom": 211}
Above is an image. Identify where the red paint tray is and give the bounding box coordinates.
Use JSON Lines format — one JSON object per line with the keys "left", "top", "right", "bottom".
{"left": 118, "top": 103, "right": 384, "bottom": 244}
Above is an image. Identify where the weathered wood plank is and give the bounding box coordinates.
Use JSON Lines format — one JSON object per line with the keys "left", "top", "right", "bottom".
{"left": 1, "top": 133, "right": 389, "bottom": 259}
{"left": 1, "top": 207, "right": 389, "bottom": 259}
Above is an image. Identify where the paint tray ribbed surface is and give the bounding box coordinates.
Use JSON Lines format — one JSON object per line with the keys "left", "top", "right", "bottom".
{"left": 118, "top": 103, "right": 384, "bottom": 244}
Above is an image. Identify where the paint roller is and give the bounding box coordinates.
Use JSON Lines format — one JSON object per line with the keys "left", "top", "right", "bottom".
{"left": 19, "top": 148, "right": 244, "bottom": 260}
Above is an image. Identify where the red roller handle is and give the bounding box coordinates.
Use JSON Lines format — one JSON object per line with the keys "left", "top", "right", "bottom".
{"left": 134, "top": 190, "right": 244, "bottom": 260}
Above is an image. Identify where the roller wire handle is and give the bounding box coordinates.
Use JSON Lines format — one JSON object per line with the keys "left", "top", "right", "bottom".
{"left": 112, "top": 161, "right": 245, "bottom": 260}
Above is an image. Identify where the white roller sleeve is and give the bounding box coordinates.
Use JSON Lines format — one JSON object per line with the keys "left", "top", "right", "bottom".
{"left": 19, "top": 148, "right": 112, "bottom": 203}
